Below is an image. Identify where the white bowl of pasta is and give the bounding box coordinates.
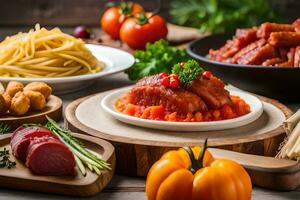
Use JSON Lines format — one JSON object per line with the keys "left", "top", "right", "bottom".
{"left": 0, "top": 25, "right": 134, "bottom": 93}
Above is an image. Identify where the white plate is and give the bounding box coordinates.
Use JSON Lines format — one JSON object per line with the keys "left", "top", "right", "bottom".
{"left": 0, "top": 44, "right": 135, "bottom": 94}
{"left": 100, "top": 87, "right": 264, "bottom": 131}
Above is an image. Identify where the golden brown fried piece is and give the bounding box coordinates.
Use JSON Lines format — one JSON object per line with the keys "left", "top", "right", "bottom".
{"left": 24, "top": 90, "right": 46, "bottom": 111}
{"left": 0, "top": 94, "right": 8, "bottom": 114}
{"left": 257, "top": 22, "right": 295, "bottom": 38}
{"left": 24, "top": 82, "right": 52, "bottom": 99}
{"left": 269, "top": 32, "right": 300, "bottom": 47}
{"left": 6, "top": 81, "right": 24, "bottom": 97}
{"left": 2, "top": 92, "right": 11, "bottom": 108}
{"left": 9, "top": 91, "right": 30, "bottom": 116}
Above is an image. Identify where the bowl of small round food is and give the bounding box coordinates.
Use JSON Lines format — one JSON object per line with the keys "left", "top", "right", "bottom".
{"left": 187, "top": 19, "right": 300, "bottom": 101}
{"left": 0, "top": 24, "right": 135, "bottom": 93}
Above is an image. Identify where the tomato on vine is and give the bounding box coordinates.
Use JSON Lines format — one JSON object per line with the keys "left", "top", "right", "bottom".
{"left": 120, "top": 12, "right": 168, "bottom": 49}
{"left": 100, "top": 2, "right": 143, "bottom": 40}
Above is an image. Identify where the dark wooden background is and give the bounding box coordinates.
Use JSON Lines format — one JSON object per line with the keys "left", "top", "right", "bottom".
{"left": 0, "top": 0, "right": 299, "bottom": 27}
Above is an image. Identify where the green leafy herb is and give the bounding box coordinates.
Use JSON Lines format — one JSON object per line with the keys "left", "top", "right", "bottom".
{"left": 170, "top": 0, "right": 280, "bottom": 33}
{"left": 125, "top": 39, "right": 190, "bottom": 81}
{"left": 0, "top": 123, "right": 10, "bottom": 134}
{"left": 44, "top": 117, "right": 111, "bottom": 176}
{"left": 0, "top": 148, "right": 16, "bottom": 169}
{"left": 172, "top": 59, "right": 203, "bottom": 86}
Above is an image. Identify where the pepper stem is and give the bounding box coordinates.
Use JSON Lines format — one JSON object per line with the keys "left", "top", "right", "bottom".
{"left": 197, "top": 139, "right": 208, "bottom": 166}
{"left": 183, "top": 139, "right": 208, "bottom": 174}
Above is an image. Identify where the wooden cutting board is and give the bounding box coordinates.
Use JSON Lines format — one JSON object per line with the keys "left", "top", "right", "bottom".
{"left": 86, "top": 23, "right": 205, "bottom": 53}
{"left": 210, "top": 148, "right": 300, "bottom": 191}
{"left": 0, "top": 133, "right": 115, "bottom": 196}
{"left": 64, "top": 88, "right": 297, "bottom": 191}
{"left": 0, "top": 95, "right": 62, "bottom": 130}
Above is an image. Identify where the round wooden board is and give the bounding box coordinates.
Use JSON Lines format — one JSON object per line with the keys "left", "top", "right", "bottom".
{"left": 65, "top": 89, "right": 293, "bottom": 176}
{"left": 0, "top": 95, "right": 62, "bottom": 130}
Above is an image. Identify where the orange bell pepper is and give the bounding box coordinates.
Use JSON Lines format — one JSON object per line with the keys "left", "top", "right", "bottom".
{"left": 146, "top": 140, "right": 252, "bottom": 200}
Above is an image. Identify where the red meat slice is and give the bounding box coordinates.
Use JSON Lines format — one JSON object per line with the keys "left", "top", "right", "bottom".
{"left": 292, "top": 18, "right": 300, "bottom": 32}
{"left": 257, "top": 22, "right": 295, "bottom": 38}
{"left": 232, "top": 39, "right": 266, "bottom": 64}
{"left": 294, "top": 46, "right": 300, "bottom": 67}
{"left": 188, "top": 76, "right": 232, "bottom": 109}
{"left": 262, "top": 58, "right": 283, "bottom": 66}
{"left": 11, "top": 126, "right": 57, "bottom": 162}
{"left": 209, "top": 28, "right": 257, "bottom": 62}
{"left": 130, "top": 74, "right": 208, "bottom": 114}
{"left": 26, "top": 136, "right": 75, "bottom": 176}
{"left": 236, "top": 44, "right": 277, "bottom": 65}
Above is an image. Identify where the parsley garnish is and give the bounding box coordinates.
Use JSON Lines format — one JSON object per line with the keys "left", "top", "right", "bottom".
{"left": 172, "top": 60, "right": 203, "bottom": 87}
{"left": 125, "top": 39, "right": 190, "bottom": 81}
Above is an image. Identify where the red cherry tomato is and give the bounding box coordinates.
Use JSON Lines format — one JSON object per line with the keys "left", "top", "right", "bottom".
{"left": 101, "top": 3, "right": 143, "bottom": 40}
{"left": 120, "top": 12, "right": 168, "bottom": 49}
{"left": 169, "top": 79, "right": 179, "bottom": 88}
{"left": 202, "top": 71, "right": 212, "bottom": 79}
{"left": 159, "top": 72, "right": 168, "bottom": 79}
{"left": 161, "top": 77, "right": 170, "bottom": 87}
{"left": 169, "top": 74, "right": 179, "bottom": 81}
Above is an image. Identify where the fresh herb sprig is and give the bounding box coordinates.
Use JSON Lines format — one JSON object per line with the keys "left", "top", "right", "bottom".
{"left": 0, "top": 148, "right": 16, "bottom": 169}
{"left": 44, "top": 117, "right": 111, "bottom": 176}
{"left": 126, "top": 39, "right": 190, "bottom": 81}
{"left": 0, "top": 123, "right": 10, "bottom": 134}
{"left": 170, "top": 0, "right": 280, "bottom": 33}
{"left": 172, "top": 60, "right": 203, "bottom": 86}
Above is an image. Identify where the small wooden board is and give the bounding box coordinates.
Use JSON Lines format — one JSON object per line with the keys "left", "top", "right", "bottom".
{"left": 0, "top": 95, "right": 62, "bottom": 130}
{"left": 65, "top": 89, "right": 297, "bottom": 190}
{"left": 210, "top": 148, "right": 300, "bottom": 191}
{"left": 0, "top": 133, "right": 115, "bottom": 196}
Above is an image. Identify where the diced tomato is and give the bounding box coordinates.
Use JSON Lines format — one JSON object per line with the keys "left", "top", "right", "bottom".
{"left": 166, "top": 112, "right": 177, "bottom": 121}
{"left": 212, "top": 110, "right": 221, "bottom": 120}
{"left": 203, "top": 112, "right": 212, "bottom": 121}
{"left": 125, "top": 104, "right": 136, "bottom": 116}
{"left": 195, "top": 112, "right": 203, "bottom": 122}
{"left": 149, "top": 106, "right": 165, "bottom": 120}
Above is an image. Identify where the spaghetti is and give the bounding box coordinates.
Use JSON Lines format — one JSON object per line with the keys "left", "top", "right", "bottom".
{"left": 0, "top": 24, "right": 104, "bottom": 78}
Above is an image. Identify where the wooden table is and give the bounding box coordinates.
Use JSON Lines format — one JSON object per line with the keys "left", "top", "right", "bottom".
{"left": 0, "top": 73, "right": 299, "bottom": 199}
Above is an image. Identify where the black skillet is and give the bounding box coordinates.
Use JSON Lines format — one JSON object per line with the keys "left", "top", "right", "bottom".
{"left": 187, "top": 33, "right": 300, "bottom": 102}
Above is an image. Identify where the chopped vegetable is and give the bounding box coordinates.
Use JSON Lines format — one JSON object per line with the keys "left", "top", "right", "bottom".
{"left": 0, "top": 148, "right": 16, "bottom": 169}
{"left": 0, "top": 123, "right": 10, "bottom": 134}
{"left": 125, "top": 39, "right": 190, "bottom": 81}
{"left": 172, "top": 60, "right": 203, "bottom": 87}
{"left": 44, "top": 117, "right": 111, "bottom": 176}
{"left": 170, "top": 0, "right": 279, "bottom": 33}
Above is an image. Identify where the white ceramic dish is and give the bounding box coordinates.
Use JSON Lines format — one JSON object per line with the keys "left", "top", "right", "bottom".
{"left": 0, "top": 44, "right": 135, "bottom": 94}
{"left": 100, "top": 87, "right": 264, "bottom": 131}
